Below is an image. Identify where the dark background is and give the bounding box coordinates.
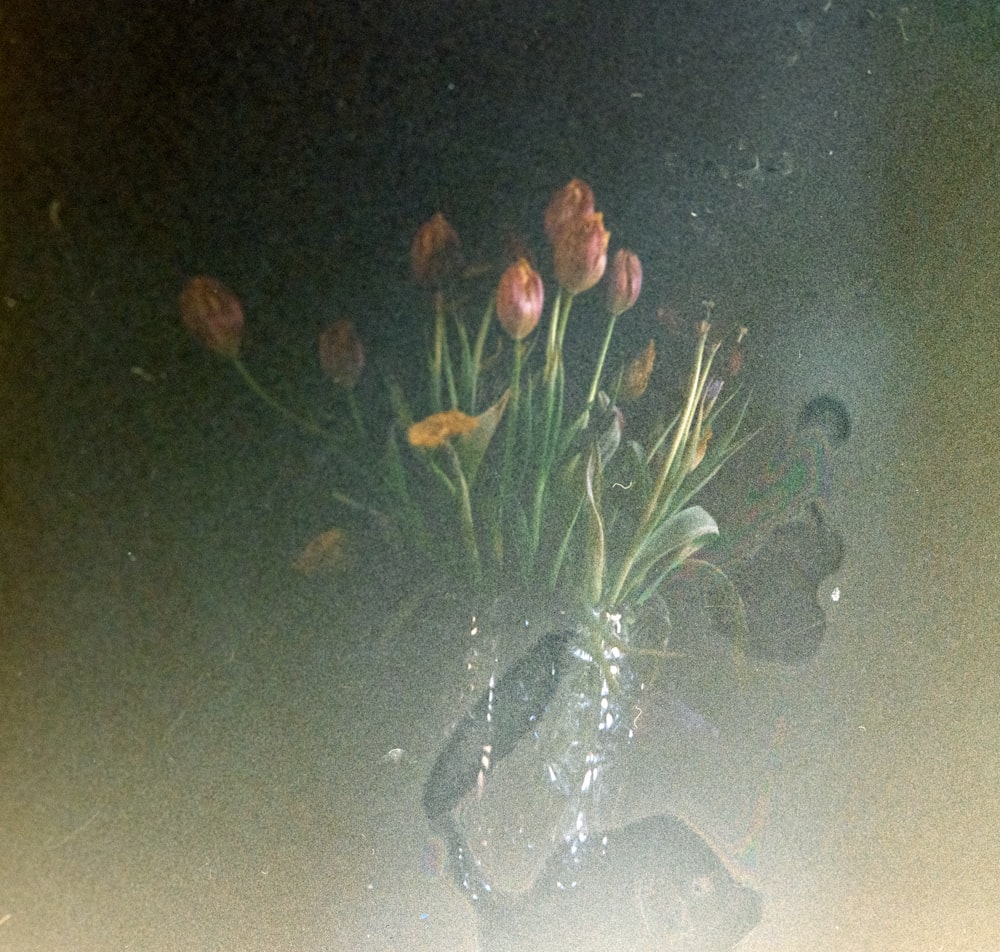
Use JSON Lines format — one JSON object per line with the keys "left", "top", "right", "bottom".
{"left": 2, "top": 1, "right": 998, "bottom": 949}
{"left": 0, "top": 0, "right": 906, "bottom": 588}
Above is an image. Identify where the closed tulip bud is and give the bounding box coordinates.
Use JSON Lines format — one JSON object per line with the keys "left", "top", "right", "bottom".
{"left": 496, "top": 258, "right": 544, "bottom": 341}
{"left": 411, "top": 212, "right": 461, "bottom": 287}
{"left": 553, "top": 211, "right": 610, "bottom": 295}
{"left": 544, "top": 178, "right": 595, "bottom": 244}
{"left": 179, "top": 276, "right": 244, "bottom": 358}
{"left": 607, "top": 248, "right": 642, "bottom": 317}
{"left": 319, "top": 319, "right": 365, "bottom": 388}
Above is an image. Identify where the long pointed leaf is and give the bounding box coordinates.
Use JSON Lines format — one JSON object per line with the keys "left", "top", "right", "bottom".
{"left": 627, "top": 504, "right": 719, "bottom": 598}
{"left": 584, "top": 446, "right": 606, "bottom": 605}
{"left": 455, "top": 389, "right": 511, "bottom": 486}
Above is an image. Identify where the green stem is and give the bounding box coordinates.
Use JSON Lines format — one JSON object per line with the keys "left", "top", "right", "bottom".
{"left": 545, "top": 293, "right": 574, "bottom": 458}
{"left": 549, "top": 491, "right": 586, "bottom": 592}
{"left": 643, "top": 327, "right": 709, "bottom": 528}
{"left": 233, "top": 358, "right": 335, "bottom": 446}
{"left": 585, "top": 311, "right": 619, "bottom": 411}
{"left": 500, "top": 340, "right": 524, "bottom": 506}
{"left": 232, "top": 358, "right": 382, "bottom": 520}
{"left": 554, "top": 292, "right": 575, "bottom": 365}
{"left": 543, "top": 288, "right": 564, "bottom": 384}
{"left": 607, "top": 326, "right": 709, "bottom": 605}
{"left": 530, "top": 467, "right": 549, "bottom": 560}
{"left": 347, "top": 390, "right": 367, "bottom": 441}
{"left": 443, "top": 337, "right": 458, "bottom": 411}
{"left": 431, "top": 296, "right": 445, "bottom": 413}
{"left": 469, "top": 295, "right": 495, "bottom": 413}
{"left": 444, "top": 442, "right": 481, "bottom": 584}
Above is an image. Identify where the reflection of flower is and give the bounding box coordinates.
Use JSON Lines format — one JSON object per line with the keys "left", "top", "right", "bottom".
{"left": 553, "top": 212, "right": 609, "bottom": 294}
{"left": 407, "top": 410, "right": 478, "bottom": 449}
{"left": 411, "top": 212, "right": 462, "bottom": 287}
{"left": 179, "top": 276, "right": 244, "bottom": 358}
{"left": 319, "top": 319, "right": 364, "bottom": 388}
{"left": 496, "top": 258, "right": 544, "bottom": 341}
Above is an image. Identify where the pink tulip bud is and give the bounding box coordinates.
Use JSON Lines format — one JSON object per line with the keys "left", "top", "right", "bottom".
{"left": 319, "top": 319, "right": 365, "bottom": 388}
{"left": 496, "top": 258, "right": 544, "bottom": 341}
{"left": 607, "top": 249, "right": 642, "bottom": 317}
{"left": 411, "top": 212, "right": 462, "bottom": 287}
{"left": 179, "top": 276, "right": 244, "bottom": 358}
{"left": 553, "top": 212, "right": 610, "bottom": 295}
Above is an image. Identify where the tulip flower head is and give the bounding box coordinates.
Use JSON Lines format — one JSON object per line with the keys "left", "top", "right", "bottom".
{"left": 180, "top": 276, "right": 244, "bottom": 358}
{"left": 607, "top": 249, "right": 642, "bottom": 317}
{"left": 411, "top": 212, "right": 462, "bottom": 288}
{"left": 496, "top": 258, "right": 544, "bottom": 341}
{"left": 553, "top": 211, "right": 610, "bottom": 295}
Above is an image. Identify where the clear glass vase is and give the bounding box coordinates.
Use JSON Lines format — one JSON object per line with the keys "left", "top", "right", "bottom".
{"left": 423, "top": 591, "right": 643, "bottom": 897}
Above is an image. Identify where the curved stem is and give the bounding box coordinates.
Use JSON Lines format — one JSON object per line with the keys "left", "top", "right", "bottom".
{"left": 585, "top": 311, "right": 619, "bottom": 411}
{"left": 500, "top": 340, "right": 524, "bottom": 511}
{"left": 469, "top": 295, "right": 496, "bottom": 413}
{"left": 232, "top": 358, "right": 378, "bottom": 519}
{"left": 233, "top": 358, "right": 334, "bottom": 445}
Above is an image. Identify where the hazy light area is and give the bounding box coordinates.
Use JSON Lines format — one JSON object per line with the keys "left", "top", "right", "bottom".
{"left": 1, "top": 2, "right": 997, "bottom": 950}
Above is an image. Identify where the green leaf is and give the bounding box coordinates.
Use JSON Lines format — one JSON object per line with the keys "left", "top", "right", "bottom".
{"left": 388, "top": 380, "right": 416, "bottom": 430}
{"left": 455, "top": 389, "right": 511, "bottom": 487}
{"left": 584, "top": 446, "right": 606, "bottom": 605}
{"left": 643, "top": 504, "right": 718, "bottom": 560}
{"left": 626, "top": 504, "right": 719, "bottom": 600}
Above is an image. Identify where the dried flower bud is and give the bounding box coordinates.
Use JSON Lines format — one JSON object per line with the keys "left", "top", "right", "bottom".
{"left": 688, "top": 427, "right": 713, "bottom": 473}
{"left": 607, "top": 248, "right": 642, "bottom": 317}
{"left": 725, "top": 345, "right": 743, "bottom": 379}
{"left": 553, "top": 211, "right": 610, "bottom": 295}
{"left": 407, "top": 409, "right": 478, "bottom": 449}
{"left": 179, "top": 276, "right": 244, "bottom": 358}
{"left": 411, "top": 212, "right": 462, "bottom": 287}
{"left": 319, "top": 319, "right": 365, "bottom": 388}
{"left": 704, "top": 377, "right": 724, "bottom": 403}
{"left": 496, "top": 258, "right": 544, "bottom": 341}
{"left": 544, "top": 178, "right": 595, "bottom": 244}
{"left": 622, "top": 339, "right": 655, "bottom": 401}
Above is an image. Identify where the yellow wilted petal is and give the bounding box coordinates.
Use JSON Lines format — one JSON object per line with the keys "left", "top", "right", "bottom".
{"left": 407, "top": 409, "right": 478, "bottom": 449}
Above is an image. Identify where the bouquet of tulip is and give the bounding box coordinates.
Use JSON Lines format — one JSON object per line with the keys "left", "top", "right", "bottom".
{"left": 180, "top": 179, "right": 749, "bottom": 622}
